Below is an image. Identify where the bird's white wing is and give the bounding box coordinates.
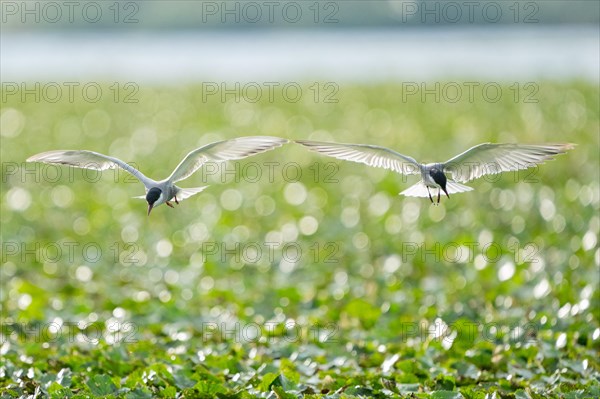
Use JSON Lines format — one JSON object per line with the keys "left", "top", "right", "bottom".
{"left": 27, "top": 150, "right": 153, "bottom": 187}
{"left": 296, "top": 140, "right": 421, "bottom": 175}
{"left": 443, "top": 143, "right": 574, "bottom": 183}
{"left": 168, "top": 136, "right": 287, "bottom": 183}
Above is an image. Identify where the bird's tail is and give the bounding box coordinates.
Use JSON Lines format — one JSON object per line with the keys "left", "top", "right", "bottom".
{"left": 399, "top": 182, "right": 431, "bottom": 197}
{"left": 446, "top": 181, "right": 474, "bottom": 194}
{"left": 400, "top": 181, "right": 473, "bottom": 197}
{"left": 177, "top": 186, "right": 208, "bottom": 201}
{"left": 132, "top": 186, "right": 208, "bottom": 201}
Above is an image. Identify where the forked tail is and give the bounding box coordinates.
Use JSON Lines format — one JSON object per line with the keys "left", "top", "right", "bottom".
{"left": 176, "top": 186, "right": 208, "bottom": 201}
{"left": 400, "top": 181, "right": 473, "bottom": 197}
{"left": 132, "top": 186, "right": 208, "bottom": 201}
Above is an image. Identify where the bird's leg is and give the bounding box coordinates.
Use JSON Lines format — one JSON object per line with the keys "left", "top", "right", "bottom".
{"left": 427, "top": 187, "right": 434, "bottom": 203}
{"left": 437, "top": 189, "right": 441, "bottom": 204}
{"left": 174, "top": 195, "right": 179, "bottom": 205}
{"left": 166, "top": 202, "right": 174, "bottom": 208}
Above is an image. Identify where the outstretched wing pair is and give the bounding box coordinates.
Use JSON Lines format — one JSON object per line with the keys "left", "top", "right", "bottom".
{"left": 296, "top": 140, "right": 574, "bottom": 197}
{"left": 27, "top": 137, "right": 574, "bottom": 202}
{"left": 27, "top": 136, "right": 288, "bottom": 202}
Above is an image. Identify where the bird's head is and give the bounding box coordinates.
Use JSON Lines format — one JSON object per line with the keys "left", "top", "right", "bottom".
{"left": 146, "top": 187, "right": 162, "bottom": 215}
{"left": 429, "top": 168, "right": 449, "bottom": 198}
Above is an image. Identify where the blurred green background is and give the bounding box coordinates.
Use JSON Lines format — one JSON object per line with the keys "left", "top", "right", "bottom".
{"left": 2, "top": 81, "right": 598, "bottom": 397}
{"left": 1, "top": 1, "right": 599, "bottom": 397}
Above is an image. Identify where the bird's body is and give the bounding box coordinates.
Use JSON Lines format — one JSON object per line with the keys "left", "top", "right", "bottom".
{"left": 296, "top": 140, "right": 574, "bottom": 204}
{"left": 27, "top": 136, "right": 287, "bottom": 214}
{"left": 139, "top": 182, "right": 191, "bottom": 209}
{"left": 421, "top": 163, "right": 443, "bottom": 188}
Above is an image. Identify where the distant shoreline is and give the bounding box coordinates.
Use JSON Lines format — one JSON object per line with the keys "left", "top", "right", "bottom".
{"left": 2, "top": 27, "right": 598, "bottom": 82}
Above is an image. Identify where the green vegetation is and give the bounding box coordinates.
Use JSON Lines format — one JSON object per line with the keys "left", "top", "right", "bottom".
{"left": 1, "top": 81, "right": 598, "bottom": 398}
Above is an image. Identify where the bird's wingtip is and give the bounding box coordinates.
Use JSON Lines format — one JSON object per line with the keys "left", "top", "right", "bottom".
{"left": 295, "top": 139, "right": 318, "bottom": 146}
{"left": 26, "top": 151, "right": 52, "bottom": 162}
{"left": 250, "top": 136, "right": 289, "bottom": 147}
{"left": 26, "top": 150, "right": 84, "bottom": 162}
{"left": 547, "top": 142, "right": 576, "bottom": 153}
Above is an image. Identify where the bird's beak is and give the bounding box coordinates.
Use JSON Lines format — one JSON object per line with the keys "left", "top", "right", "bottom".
{"left": 147, "top": 203, "right": 154, "bottom": 216}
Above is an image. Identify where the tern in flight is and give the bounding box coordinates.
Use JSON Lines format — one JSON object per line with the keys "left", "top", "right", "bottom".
{"left": 296, "top": 140, "right": 574, "bottom": 204}
{"left": 27, "top": 136, "right": 287, "bottom": 214}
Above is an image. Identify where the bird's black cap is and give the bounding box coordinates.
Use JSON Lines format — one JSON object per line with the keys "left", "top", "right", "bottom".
{"left": 429, "top": 168, "right": 449, "bottom": 198}
{"left": 146, "top": 187, "right": 162, "bottom": 215}
{"left": 146, "top": 187, "right": 162, "bottom": 205}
